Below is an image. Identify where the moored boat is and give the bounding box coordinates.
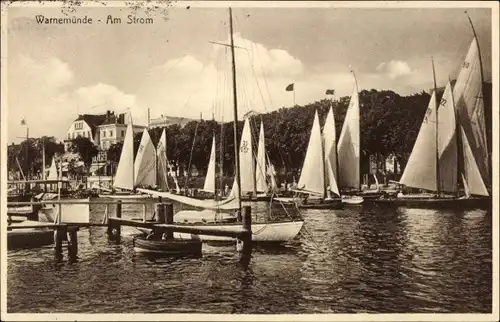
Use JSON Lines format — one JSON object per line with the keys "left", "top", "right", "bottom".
{"left": 133, "top": 233, "right": 202, "bottom": 256}
{"left": 372, "top": 28, "right": 491, "bottom": 209}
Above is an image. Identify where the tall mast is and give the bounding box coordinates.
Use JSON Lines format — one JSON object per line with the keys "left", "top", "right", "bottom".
{"left": 465, "top": 11, "right": 490, "bottom": 185}
{"left": 129, "top": 111, "right": 135, "bottom": 191}
{"left": 229, "top": 7, "right": 242, "bottom": 211}
{"left": 42, "top": 139, "right": 46, "bottom": 180}
{"left": 431, "top": 57, "right": 440, "bottom": 196}
{"left": 449, "top": 76, "right": 461, "bottom": 198}
{"left": 212, "top": 113, "right": 216, "bottom": 200}
{"left": 331, "top": 101, "right": 341, "bottom": 194}
{"left": 351, "top": 70, "right": 361, "bottom": 191}
{"left": 321, "top": 110, "right": 327, "bottom": 199}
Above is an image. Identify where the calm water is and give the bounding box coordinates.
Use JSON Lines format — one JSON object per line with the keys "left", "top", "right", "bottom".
{"left": 7, "top": 202, "right": 492, "bottom": 313}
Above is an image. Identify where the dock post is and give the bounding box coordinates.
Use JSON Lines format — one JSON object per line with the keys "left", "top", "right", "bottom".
{"left": 238, "top": 206, "right": 252, "bottom": 254}
{"left": 108, "top": 200, "right": 121, "bottom": 240}
{"left": 54, "top": 226, "right": 66, "bottom": 260}
{"left": 156, "top": 203, "right": 166, "bottom": 224}
{"left": 165, "top": 203, "right": 174, "bottom": 239}
{"left": 67, "top": 226, "right": 79, "bottom": 260}
{"left": 115, "top": 200, "right": 122, "bottom": 240}
{"left": 236, "top": 208, "right": 242, "bottom": 222}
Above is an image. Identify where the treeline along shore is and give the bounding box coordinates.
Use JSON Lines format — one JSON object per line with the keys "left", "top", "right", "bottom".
{"left": 8, "top": 84, "right": 493, "bottom": 186}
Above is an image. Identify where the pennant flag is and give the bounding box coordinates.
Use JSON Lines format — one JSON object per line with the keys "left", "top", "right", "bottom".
{"left": 285, "top": 83, "right": 294, "bottom": 91}
{"left": 325, "top": 89, "right": 335, "bottom": 95}
{"left": 20, "top": 118, "right": 26, "bottom": 125}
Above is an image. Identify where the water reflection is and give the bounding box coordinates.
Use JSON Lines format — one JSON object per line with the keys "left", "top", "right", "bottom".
{"left": 7, "top": 202, "right": 492, "bottom": 313}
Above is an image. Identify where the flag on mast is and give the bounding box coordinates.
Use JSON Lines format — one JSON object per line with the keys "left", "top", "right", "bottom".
{"left": 21, "top": 118, "right": 26, "bottom": 125}
{"left": 285, "top": 83, "right": 295, "bottom": 106}
{"left": 325, "top": 89, "right": 335, "bottom": 95}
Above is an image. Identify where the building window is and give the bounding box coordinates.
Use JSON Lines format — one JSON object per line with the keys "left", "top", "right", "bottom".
{"left": 72, "top": 132, "right": 75, "bottom": 139}
{"left": 88, "top": 131, "right": 91, "bottom": 138}
{"left": 121, "top": 130, "right": 125, "bottom": 137}
{"left": 68, "top": 133, "right": 71, "bottom": 140}
{"left": 102, "top": 130, "right": 106, "bottom": 138}
{"left": 74, "top": 122, "right": 83, "bottom": 130}
{"left": 109, "top": 130, "right": 113, "bottom": 137}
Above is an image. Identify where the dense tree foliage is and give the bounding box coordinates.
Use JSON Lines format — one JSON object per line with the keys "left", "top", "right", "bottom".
{"left": 7, "top": 136, "right": 64, "bottom": 179}
{"left": 68, "top": 137, "right": 99, "bottom": 166}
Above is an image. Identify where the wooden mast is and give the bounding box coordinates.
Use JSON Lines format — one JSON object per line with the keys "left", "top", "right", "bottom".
{"left": 431, "top": 57, "right": 441, "bottom": 197}
{"left": 229, "top": 7, "right": 242, "bottom": 211}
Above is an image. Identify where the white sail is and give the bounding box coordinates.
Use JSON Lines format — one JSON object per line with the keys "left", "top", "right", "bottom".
{"left": 255, "top": 122, "right": 268, "bottom": 192}
{"left": 47, "top": 157, "right": 58, "bottom": 180}
{"left": 400, "top": 91, "right": 438, "bottom": 191}
{"left": 156, "top": 129, "right": 169, "bottom": 191}
{"left": 437, "top": 82, "right": 458, "bottom": 193}
{"left": 297, "top": 110, "right": 325, "bottom": 196}
{"left": 322, "top": 104, "right": 340, "bottom": 196}
{"left": 460, "top": 126, "right": 489, "bottom": 196}
{"left": 337, "top": 82, "right": 360, "bottom": 190}
{"left": 203, "top": 136, "right": 216, "bottom": 193}
{"left": 134, "top": 129, "right": 157, "bottom": 188}
{"left": 230, "top": 118, "right": 255, "bottom": 196}
{"left": 453, "top": 38, "right": 489, "bottom": 187}
{"left": 113, "top": 122, "right": 135, "bottom": 190}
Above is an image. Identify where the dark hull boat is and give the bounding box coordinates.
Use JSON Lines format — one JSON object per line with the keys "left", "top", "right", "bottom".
{"left": 297, "top": 198, "right": 344, "bottom": 210}
{"left": 8, "top": 227, "right": 54, "bottom": 250}
{"left": 132, "top": 234, "right": 202, "bottom": 256}
{"left": 371, "top": 196, "right": 491, "bottom": 210}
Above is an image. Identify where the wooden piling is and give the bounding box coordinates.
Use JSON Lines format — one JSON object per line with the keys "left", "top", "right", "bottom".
{"left": 165, "top": 203, "right": 174, "bottom": 239}
{"left": 156, "top": 203, "right": 166, "bottom": 224}
{"left": 67, "top": 227, "right": 78, "bottom": 258}
{"left": 115, "top": 200, "right": 122, "bottom": 239}
{"left": 108, "top": 200, "right": 121, "bottom": 239}
{"left": 236, "top": 209, "right": 242, "bottom": 222}
{"left": 54, "top": 226, "right": 66, "bottom": 260}
{"left": 239, "top": 206, "right": 252, "bottom": 254}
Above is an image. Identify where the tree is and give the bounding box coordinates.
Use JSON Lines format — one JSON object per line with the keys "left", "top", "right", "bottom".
{"left": 69, "top": 136, "right": 98, "bottom": 167}
{"left": 107, "top": 141, "right": 124, "bottom": 165}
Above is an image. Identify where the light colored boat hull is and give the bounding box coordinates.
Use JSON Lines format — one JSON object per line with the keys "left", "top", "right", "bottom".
{"left": 100, "top": 194, "right": 152, "bottom": 199}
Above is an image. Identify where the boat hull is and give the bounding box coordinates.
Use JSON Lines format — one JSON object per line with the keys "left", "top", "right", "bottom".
{"left": 370, "top": 196, "right": 491, "bottom": 210}
{"left": 133, "top": 235, "right": 202, "bottom": 256}
{"left": 7, "top": 228, "right": 54, "bottom": 250}
{"left": 137, "top": 220, "right": 304, "bottom": 243}
{"left": 100, "top": 194, "right": 152, "bottom": 199}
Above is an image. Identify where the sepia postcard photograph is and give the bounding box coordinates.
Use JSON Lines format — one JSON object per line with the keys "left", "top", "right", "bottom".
{"left": 0, "top": 1, "right": 498, "bottom": 321}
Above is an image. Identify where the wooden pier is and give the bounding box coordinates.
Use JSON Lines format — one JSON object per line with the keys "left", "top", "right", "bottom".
{"left": 7, "top": 199, "right": 253, "bottom": 259}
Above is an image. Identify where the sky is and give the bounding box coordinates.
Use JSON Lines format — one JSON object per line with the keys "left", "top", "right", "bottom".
{"left": 3, "top": 1, "right": 494, "bottom": 143}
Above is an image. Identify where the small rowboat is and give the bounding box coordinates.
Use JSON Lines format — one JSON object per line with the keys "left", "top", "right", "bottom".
{"left": 133, "top": 234, "right": 202, "bottom": 256}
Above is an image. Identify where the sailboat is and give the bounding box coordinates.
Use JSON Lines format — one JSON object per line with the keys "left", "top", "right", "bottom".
{"left": 323, "top": 103, "right": 363, "bottom": 205}
{"left": 275, "top": 109, "right": 343, "bottom": 209}
{"left": 374, "top": 19, "right": 490, "bottom": 209}
{"left": 337, "top": 73, "right": 383, "bottom": 201}
{"left": 227, "top": 118, "right": 275, "bottom": 202}
{"left": 138, "top": 7, "right": 304, "bottom": 242}
{"left": 100, "top": 115, "right": 153, "bottom": 199}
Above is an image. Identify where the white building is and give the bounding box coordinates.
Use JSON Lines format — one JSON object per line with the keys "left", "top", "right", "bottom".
{"left": 64, "top": 110, "right": 145, "bottom": 151}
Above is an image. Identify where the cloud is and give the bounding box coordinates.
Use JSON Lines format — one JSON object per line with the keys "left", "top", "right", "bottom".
{"left": 7, "top": 56, "right": 141, "bottom": 143}
{"left": 376, "top": 60, "right": 413, "bottom": 79}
